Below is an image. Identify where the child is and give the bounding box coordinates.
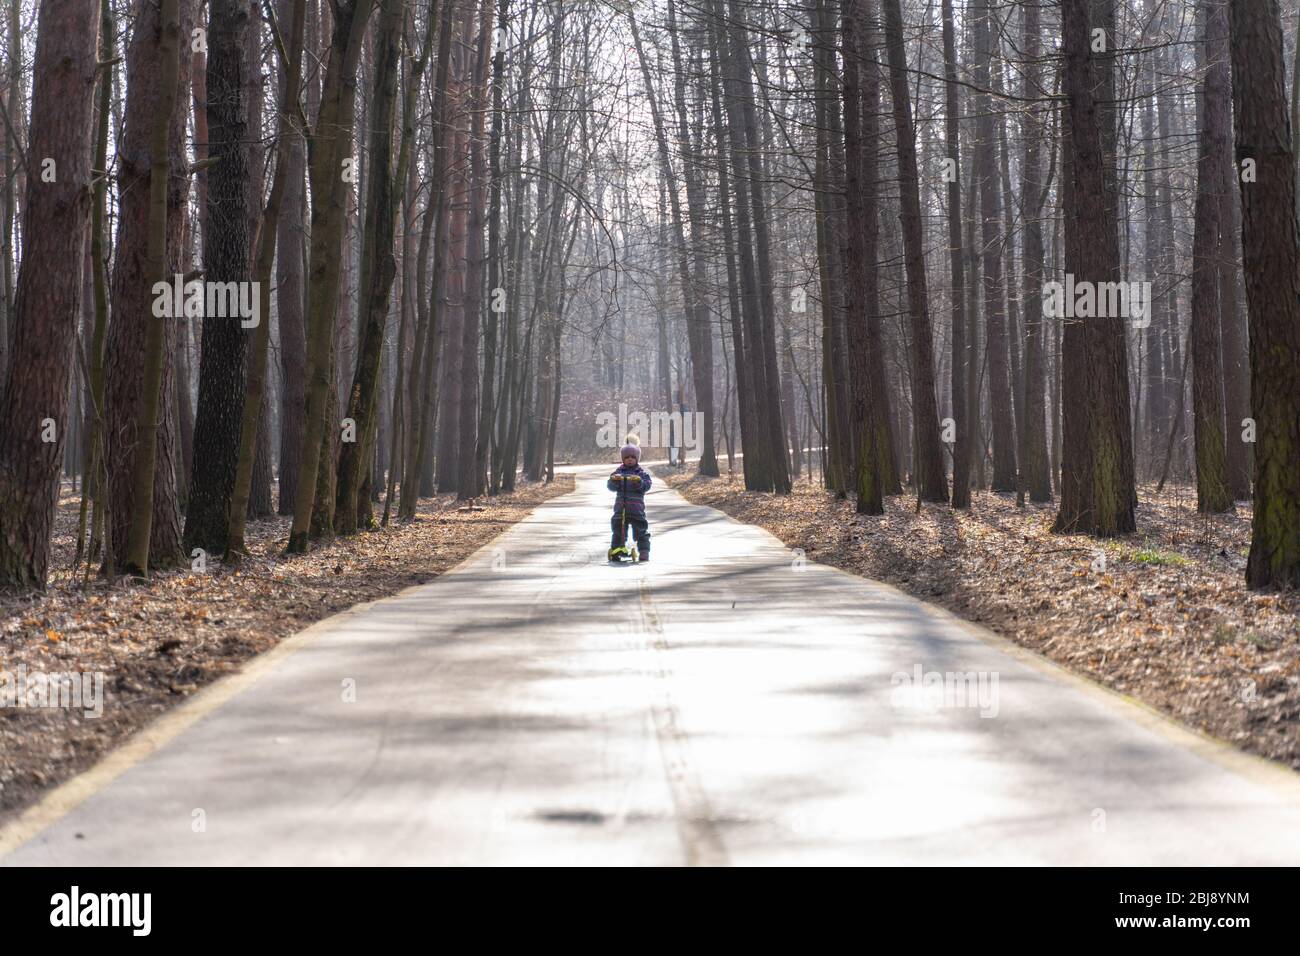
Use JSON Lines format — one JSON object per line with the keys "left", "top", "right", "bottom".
{"left": 608, "top": 436, "right": 652, "bottom": 562}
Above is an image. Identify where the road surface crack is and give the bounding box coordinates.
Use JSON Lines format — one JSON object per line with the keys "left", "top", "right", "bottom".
{"left": 638, "top": 577, "right": 730, "bottom": 867}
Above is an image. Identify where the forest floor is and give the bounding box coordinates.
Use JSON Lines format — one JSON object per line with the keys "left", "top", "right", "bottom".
{"left": 664, "top": 469, "right": 1300, "bottom": 771}
{"left": 0, "top": 474, "right": 574, "bottom": 823}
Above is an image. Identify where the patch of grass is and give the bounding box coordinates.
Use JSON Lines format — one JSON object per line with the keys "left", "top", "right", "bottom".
{"left": 1243, "top": 630, "right": 1273, "bottom": 649}
{"left": 1126, "top": 545, "right": 1189, "bottom": 566}
{"left": 1211, "top": 624, "right": 1237, "bottom": 645}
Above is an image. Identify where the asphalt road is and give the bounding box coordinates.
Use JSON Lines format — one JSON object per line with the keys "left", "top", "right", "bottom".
{"left": 5, "top": 464, "right": 1300, "bottom": 865}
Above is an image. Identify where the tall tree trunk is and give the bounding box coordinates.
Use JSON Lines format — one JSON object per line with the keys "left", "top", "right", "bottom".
{"left": 116, "top": 0, "right": 193, "bottom": 576}
{"left": 457, "top": 0, "right": 491, "bottom": 499}
{"left": 0, "top": 0, "right": 28, "bottom": 399}
{"left": 436, "top": 9, "right": 472, "bottom": 493}
{"left": 730, "top": 0, "right": 790, "bottom": 492}
{"left": 1139, "top": 2, "right": 1164, "bottom": 478}
{"left": 185, "top": 0, "right": 254, "bottom": 554}
{"left": 940, "top": 0, "right": 968, "bottom": 509}
{"left": 707, "top": 35, "right": 756, "bottom": 489}
{"left": 1190, "top": 0, "right": 1232, "bottom": 514}
{"left": 972, "top": 1, "right": 1017, "bottom": 492}
{"left": 1229, "top": 0, "right": 1300, "bottom": 588}
{"left": 78, "top": 0, "right": 116, "bottom": 571}
{"left": 403, "top": 0, "right": 456, "bottom": 516}
{"left": 1153, "top": 0, "right": 1180, "bottom": 482}
{"left": 227, "top": 0, "right": 305, "bottom": 558}
{"left": 963, "top": 131, "right": 984, "bottom": 491}
{"left": 276, "top": 0, "right": 309, "bottom": 514}
{"left": 335, "top": 0, "right": 406, "bottom": 533}
{"left": 712, "top": 0, "right": 773, "bottom": 490}
{"left": 813, "top": 0, "right": 848, "bottom": 494}
{"left": 841, "top": 0, "right": 885, "bottom": 513}
{"left": 286, "top": 0, "right": 377, "bottom": 553}
{"left": 478, "top": 0, "right": 509, "bottom": 496}
{"left": 0, "top": 0, "right": 98, "bottom": 588}
{"left": 1018, "top": 0, "right": 1051, "bottom": 503}
{"left": 368, "top": 2, "right": 437, "bottom": 522}
{"left": 1053, "top": 0, "right": 1135, "bottom": 536}
{"left": 246, "top": 20, "right": 274, "bottom": 521}
{"left": 861, "top": 6, "right": 899, "bottom": 495}
{"left": 1213, "top": 5, "right": 1250, "bottom": 502}
{"left": 881, "top": 0, "right": 946, "bottom": 502}
{"left": 667, "top": 0, "right": 718, "bottom": 477}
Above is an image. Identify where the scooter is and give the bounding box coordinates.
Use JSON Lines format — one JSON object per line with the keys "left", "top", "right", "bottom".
{"left": 608, "top": 476, "right": 640, "bottom": 563}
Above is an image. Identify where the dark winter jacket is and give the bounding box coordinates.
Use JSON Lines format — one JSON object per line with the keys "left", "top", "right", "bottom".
{"left": 608, "top": 463, "right": 652, "bottom": 517}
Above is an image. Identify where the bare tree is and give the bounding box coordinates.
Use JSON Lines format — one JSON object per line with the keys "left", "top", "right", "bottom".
{"left": 1229, "top": 0, "right": 1300, "bottom": 587}
{"left": 0, "top": 0, "right": 99, "bottom": 587}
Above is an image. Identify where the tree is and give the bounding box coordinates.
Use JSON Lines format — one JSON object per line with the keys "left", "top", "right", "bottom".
{"left": 939, "top": 0, "right": 968, "bottom": 509}
{"left": 1190, "top": 0, "right": 1232, "bottom": 514}
{"left": 971, "top": 0, "right": 1017, "bottom": 493}
{"left": 1017, "top": 0, "right": 1051, "bottom": 504}
{"left": 841, "top": 0, "right": 884, "bottom": 514}
{"left": 185, "top": 0, "right": 256, "bottom": 554}
{"left": 401, "top": 0, "right": 456, "bottom": 518}
{"left": 457, "top": 0, "right": 492, "bottom": 499}
{"left": 477, "top": 0, "right": 510, "bottom": 497}
{"left": 227, "top": 0, "right": 306, "bottom": 559}
{"left": 664, "top": 0, "right": 718, "bottom": 478}
{"left": 880, "top": 0, "right": 946, "bottom": 503}
{"left": 286, "top": 0, "right": 377, "bottom": 554}
{"left": 0, "top": 0, "right": 99, "bottom": 587}
{"left": 75, "top": 0, "right": 117, "bottom": 571}
{"left": 1053, "top": 0, "right": 1135, "bottom": 537}
{"left": 111, "top": 0, "right": 193, "bottom": 574}
{"left": 709, "top": 0, "right": 774, "bottom": 491}
{"left": 276, "top": 0, "right": 309, "bottom": 515}
{"left": 335, "top": 0, "right": 406, "bottom": 532}
{"left": 1228, "top": 0, "right": 1300, "bottom": 588}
